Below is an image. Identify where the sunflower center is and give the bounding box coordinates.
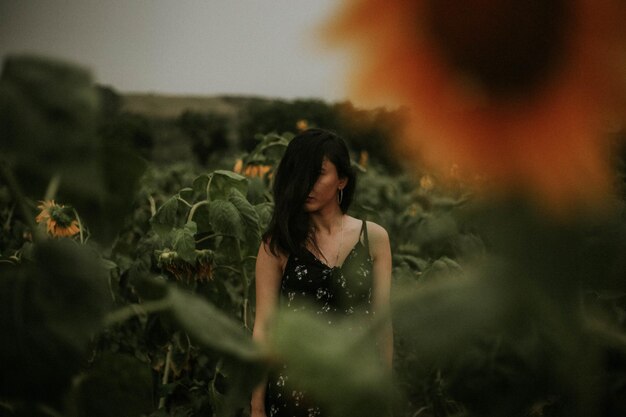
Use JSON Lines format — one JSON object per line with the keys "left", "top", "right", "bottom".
{"left": 425, "top": 0, "right": 569, "bottom": 99}
{"left": 49, "top": 205, "right": 76, "bottom": 228}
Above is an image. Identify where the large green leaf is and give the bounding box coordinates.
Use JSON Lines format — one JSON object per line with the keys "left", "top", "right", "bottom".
{"left": 208, "top": 200, "right": 244, "bottom": 239}
{"left": 172, "top": 221, "right": 197, "bottom": 264}
{"left": 166, "top": 287, "right": 261, "bottom": 362}
{"left": 191, "top": 202, "right": 212, "bottom": 234}
{"left": 228, "top": 189, "right": 260, "bottom": 248}
{"left": 269, "top": 310, "right": 391, "bottom": 417}
{"left": 192, "top": 173, "right": 210, "bottom": 196}
{"left": 209, "top": 170, "right": 248, "bottom": 201}
{"left": 151, "top": 195, "right": 179, "bottom": 239}
{"left": 0, "top": 240, "right": 110, "bottom": 405}
{"left": 246, "top": 176, "right": 267, "bottom": 205}
{"left": 254, "top": 202, "right": 273, "bottom": 233}
{"left": 391, "top": 254, "right": 595, "bottom": 417}
{"left": 68, "top": 352, "right": 153, "bottom": 417}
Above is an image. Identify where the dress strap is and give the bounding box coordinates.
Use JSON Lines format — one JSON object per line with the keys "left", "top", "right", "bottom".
{"left": 360, "top": 219, "right": 369, "bottom": 246}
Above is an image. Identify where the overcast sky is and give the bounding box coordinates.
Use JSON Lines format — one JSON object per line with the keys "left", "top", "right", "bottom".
{"left": 0, "top": 0, "right": 351, "bottom": 101}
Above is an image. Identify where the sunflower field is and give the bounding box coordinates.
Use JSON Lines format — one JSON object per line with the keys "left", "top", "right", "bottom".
{"left": 3, "top": 2, "right": 626, "bottom": 414}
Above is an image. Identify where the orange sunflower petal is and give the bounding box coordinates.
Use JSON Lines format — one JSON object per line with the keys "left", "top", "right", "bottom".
{"left": 47, "top": 219, "right": 57, "bottom": 235}
{"left": 325, "top": 0, "right": 626, "bottom": 215}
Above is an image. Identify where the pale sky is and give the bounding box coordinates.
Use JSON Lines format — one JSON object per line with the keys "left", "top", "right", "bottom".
{"left": 0, "top": 0, "right": 352, "bottom": 101}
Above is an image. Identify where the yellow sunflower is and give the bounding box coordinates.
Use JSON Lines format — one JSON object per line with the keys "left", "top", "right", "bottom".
{"left": 325, "top": 0, "right": 626, "bottom": 215}
{"left": 296, "top": 119, "right": 309, "bottom": 131}
{"left": 420, "top": 174, "right": 435, "bottom": 192}
{"left": 233, "top": 158, "right": 244, "bottom": 174}
{"left": 35, "top": 200, "right": 80, "bottom": 238}
{"left": 244, "top": 164, "right": 272, "bottom": 178}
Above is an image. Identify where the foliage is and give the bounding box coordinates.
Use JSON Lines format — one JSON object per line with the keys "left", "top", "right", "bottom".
{"left": 236, "top": 97, "right": 408, "bottom": 171}
{"left": 177, "top": 110, "right": 230, "bottom": 166}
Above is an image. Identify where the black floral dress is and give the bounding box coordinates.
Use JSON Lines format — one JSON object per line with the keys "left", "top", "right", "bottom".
{"left": 265, "top": 220, "right": 374, "bottom": 417}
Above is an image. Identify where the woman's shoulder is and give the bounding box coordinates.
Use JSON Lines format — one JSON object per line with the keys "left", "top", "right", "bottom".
{"left": 347, "top": 216, "right": 389, "bottom": 242}
{"left": 365, "top": 220, "right": 389, "bottom": 247}
{"left": 257, "top": 238, "right": 289, "bottom": 271}
{"left": 357, "top": 219, "right": 390, "bottom": 259}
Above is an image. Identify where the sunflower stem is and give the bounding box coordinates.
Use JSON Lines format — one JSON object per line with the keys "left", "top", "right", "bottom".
{"left": 3, "top": 203, "right": 15, "bottom": 231}
{"left": 148, "top": 195, "right": 157, "bottom": 217}
{"left": 159, "top": 343, "right": 173, "bottom": 409}
{"left": 72, "top": 208, "right": 85, "bottom": 244}
{"left": 176, "top": 196, "right": 193, "bottom": 208}
{"left": 44, "top": 173, "right": 61, "bottom": 201}
{"left": 188, "top": 200, "right": 209, "bottom": 224}
{"left": 205, "top": 173, "right": 214, "bottom": 201}
{"left": 0, "top": 159, "right": 44, "bottom": 242}
{"left": 235, "top": 238, "right": 250, "bottom": 330}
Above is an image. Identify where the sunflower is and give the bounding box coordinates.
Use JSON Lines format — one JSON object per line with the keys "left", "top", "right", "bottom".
{"left": 296, "top": 119, "right": 309, "bottom": 131}
{"left": 233, "top": 158, "right": 244, "bottom": 174}
{"left": 35, "top": 200, "right": 80, "bottom": 238}
{"left": 325, "top": 0, "right": 626, "bottom": 214}
{"left": 358, "top": 150, "right": 369, "bottom": 168}
{"left": 420, "top": 174, "right": 435, "bottom": 192}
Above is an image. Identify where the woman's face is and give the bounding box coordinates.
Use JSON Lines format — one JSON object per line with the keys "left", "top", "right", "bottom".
{"left": 304, "top": 157, "right": 347, "bottom": 212}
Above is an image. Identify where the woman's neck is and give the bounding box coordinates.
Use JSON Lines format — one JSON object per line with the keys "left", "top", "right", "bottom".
{"left": 309, "top": 206, "right": 344, "bottom": 235}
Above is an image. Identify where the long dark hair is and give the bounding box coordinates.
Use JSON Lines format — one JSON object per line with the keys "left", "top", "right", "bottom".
{"left": 263, "top": 128, "right": 356, "bottom": 256}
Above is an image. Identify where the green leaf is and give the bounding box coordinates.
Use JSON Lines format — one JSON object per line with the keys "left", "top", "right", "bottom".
{"left": 68, "top": 352, "right": 153, "bottom": 417}
{"left": 260, "top": 142, "right": 288, "bottom": 162}
{"left": 228, "top": 189, "right": 260, "bottom": 246}
{"left": 172, "top": 221, "right": 197, "bottom": 264}
{"left": 416, "top": 213, "right": 458, "bottom": 245}
{"left": 151, "top": 196, "right": 179, "bottom": 238}
{"left": 166, "top": 287, "right": 261, "bottom": 361}
{"left": 0, "top": 239, "right": 110, "bottom": 404}
{"left": 209, "top": 170, "right": 248, "bottom": 200}
{"left": 246, "top": 176, "right": 267, "bottom": 205}
{"left": 192, "top": 173, "right": 210, "bottom": 195}
{"left": 191, "top": 203, "right": 212, "bottom": 234}
{"left": 269, "top": 310, "right": 391, "bottom": 417}
{"left": 208, "top": 200, "right": 244, "bottom": 239}
{"left": 419, "top": 256, "right": 463, "bottom": 284}
{"left": 254, "top": 202, "right": 273, "bottom": 232}
{"left": 179, "top": 187, "right": 194, "bottom": 202}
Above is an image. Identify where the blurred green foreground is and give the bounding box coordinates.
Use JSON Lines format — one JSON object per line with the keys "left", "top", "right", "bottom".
{"left": 1, "top": 56, "right": 626, "bottom": 417}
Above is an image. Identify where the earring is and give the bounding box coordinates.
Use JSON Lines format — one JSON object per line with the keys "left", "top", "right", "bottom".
{"left": 338, "top": 188, "right": 344, "bottom": 204}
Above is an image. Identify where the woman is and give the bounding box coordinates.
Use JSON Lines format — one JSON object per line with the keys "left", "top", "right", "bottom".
{"left": 251, "top": 128, "right": 393, "bottom": 417}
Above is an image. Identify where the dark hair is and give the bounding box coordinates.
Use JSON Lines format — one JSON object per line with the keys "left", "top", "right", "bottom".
{"left": 263, "top": 128, "right": 356, "bottom": 256}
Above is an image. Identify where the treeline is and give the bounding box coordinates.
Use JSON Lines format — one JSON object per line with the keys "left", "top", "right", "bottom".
{"left": 97, "top": 86, "right": 409, "bottom": 171}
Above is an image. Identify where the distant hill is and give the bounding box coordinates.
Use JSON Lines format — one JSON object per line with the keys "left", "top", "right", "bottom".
{"left": 120, "top": 93, "right": 278, "bottom": 119}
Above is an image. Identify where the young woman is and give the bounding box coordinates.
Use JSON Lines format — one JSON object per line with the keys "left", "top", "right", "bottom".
{"left": 251, "top": 128, "right": 393, "bottom": 417}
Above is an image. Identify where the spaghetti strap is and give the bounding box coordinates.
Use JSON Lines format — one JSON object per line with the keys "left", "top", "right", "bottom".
{"left": 360, "top": 219, "right": 369, "bottom": 247}
{"left": 359, "top": 219, "right": 372, "bottom": 260}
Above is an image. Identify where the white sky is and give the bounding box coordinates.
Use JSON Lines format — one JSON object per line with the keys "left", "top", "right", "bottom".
{"left": 0, "top": 0, "right": 352, "bottom": 101}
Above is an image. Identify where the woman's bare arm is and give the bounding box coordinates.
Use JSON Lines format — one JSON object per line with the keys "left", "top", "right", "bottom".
{"left": 368, "top": 221, "right": 394, "bottom": 370}
{"left": 250, "top": 242, "right": 284, "bottom": 416}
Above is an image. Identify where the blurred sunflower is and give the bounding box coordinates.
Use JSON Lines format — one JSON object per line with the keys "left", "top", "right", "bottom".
{"left": 244, "top": 164, "right": 272, "bottom": 178}
{"left": 233, "top": 159, "right": 272, "bottom": 178}
{"left": 358, "top": 150, "right": 369, "bottom": 168}
{"left": 35, "top": 200, "right": 80, "bottom": 238}
{"left": 296, "top": 119, "right": 309, "bottom": 131}
{"left": 233, "top": 158, "right": 244, "bottom": 174}
{"left": 325, "top": 0, "right": 626, "bottom": 213}
{"left": 420, "top": 174, "right": 435, "bottom": 192}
